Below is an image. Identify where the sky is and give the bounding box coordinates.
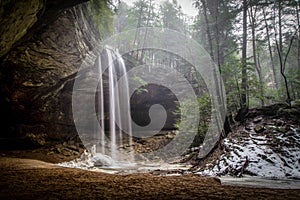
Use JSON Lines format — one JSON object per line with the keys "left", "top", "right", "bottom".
{"left": 122, "top": 0, "right": 198, "bottom": 17}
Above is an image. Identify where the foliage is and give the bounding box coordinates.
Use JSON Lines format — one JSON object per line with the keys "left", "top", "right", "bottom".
{"left": 111, "top": 0, "right": 299, "bottom": 137}
{"left": 193, "top": 0, "right": 300, "bottom": 111}
{"left": 115, "top": 0, "right": 190, "bottom": 34}
{"left": 95, "top": 0, "right": 299, "bottom": 111}
{"left": 132, "top": 76, "right": 149, "bottom": 94}
{"left": 173, "top": 93, "right": 211, "bottom": 147}
{"left": 159, "top": 0, "right": 187, "bottom": 32}
{"left": 87, "top": 0, "right": 116, "bottom": 38}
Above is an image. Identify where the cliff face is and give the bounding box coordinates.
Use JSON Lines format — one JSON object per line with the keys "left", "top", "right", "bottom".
{"left": 0, "top": 0, "right": 43, "bottom": 57}
{"left": 0, "top": 0, "right": 100, "bottom": 148}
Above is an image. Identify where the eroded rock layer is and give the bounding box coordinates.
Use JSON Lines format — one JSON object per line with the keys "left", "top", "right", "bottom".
{"left": 0, "top": 1, "right": 99, "bottom": 148}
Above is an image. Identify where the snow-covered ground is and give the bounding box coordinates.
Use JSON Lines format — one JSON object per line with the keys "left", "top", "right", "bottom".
{"left": 197, "top": 118, "right": 300, "bottom": 179}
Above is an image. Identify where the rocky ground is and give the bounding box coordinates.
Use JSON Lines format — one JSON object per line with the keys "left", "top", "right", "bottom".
{"left": 1, "top": 104, "right": 300, "bottom": 199}
{"left": 1, "top": 157, "right": 300, "bottom": 199}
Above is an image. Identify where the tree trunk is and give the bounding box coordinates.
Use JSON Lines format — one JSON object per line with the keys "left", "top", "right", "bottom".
{"left": 296, "top": 2, "right": 300, "bottom": 71}
{"left": 276, "top": 38, "right": 291, "bottom": 104}
{"left": 132, "top": 4, "right": 145, "bottom": 60}
{"left": 278, "top": 0, "right": 283, "bottom": 59}
{"left": 200, "top": 0, "right": 215, "bottom": 61}
{"left": 263, "top": 8, "right": 278, "bottom": 90}
{"left": 275, "top": 0, "right": 292, "bottom": 105}
{"left": 249, "top": 6, "right": 264, "bottom": 106}
{"left": 257, "top": 53, "right": 264, "bottom": 106}
{"left": 213, "top": 2, "right": 222, "bottom": 74}
{"left": 141, "top": 0, "right": 153, "bottom": 62}
{"left": 241, "top": 0, "right": 248, "bottom": 109}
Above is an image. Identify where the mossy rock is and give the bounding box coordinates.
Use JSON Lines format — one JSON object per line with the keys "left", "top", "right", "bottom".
{"left": 254, "top": 125, "right": 265, "bottom": 133}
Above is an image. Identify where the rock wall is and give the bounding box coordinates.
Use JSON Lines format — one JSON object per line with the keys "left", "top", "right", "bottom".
{"left": 0, "top": 1, "right": 100, "bottom": 148}
{"left": 0, "top": 0, "right": 43, "bottom": 57}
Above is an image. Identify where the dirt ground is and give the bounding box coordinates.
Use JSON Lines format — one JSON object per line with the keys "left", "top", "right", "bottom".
{"left": 0, "top": 156, "right": 299, "bottom": 199}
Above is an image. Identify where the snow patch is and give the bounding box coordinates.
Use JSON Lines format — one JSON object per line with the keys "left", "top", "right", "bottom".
{"left": 196, "top": 121, "right": 300, "bottom": 179}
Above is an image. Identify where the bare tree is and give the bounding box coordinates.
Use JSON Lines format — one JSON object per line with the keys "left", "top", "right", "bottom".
{"left": 274, "top": 0, "right": 293, "bottom": 104}
{"left": 249, "top": 4, "right": 264, "bottom": 106}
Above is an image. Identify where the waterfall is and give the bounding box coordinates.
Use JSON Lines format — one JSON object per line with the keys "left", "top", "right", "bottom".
{"left": 115, "top": 50, "right": 134, "bottom": 162}
{"left": 97, "top": 56, "right": 105, "bottom": 155}
{"left": 95, "top": 47, "right": 134, "bottom": 166}
{"left": 107, "top": 49, "right": 117, "bottom": 160}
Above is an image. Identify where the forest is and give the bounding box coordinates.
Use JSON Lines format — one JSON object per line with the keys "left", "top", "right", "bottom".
{"left": 110, "top": 0, "right": 300, "bottom": 110}
{"left": 91, "top": 0, "right": 300, "bottom": 153}
{"left": 0, "top": 0, "right": 299, "bottom": 199}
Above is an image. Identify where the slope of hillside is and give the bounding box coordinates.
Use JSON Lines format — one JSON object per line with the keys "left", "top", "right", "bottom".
{"left": 194, "top": 104, "right": 300, "bottom": 179}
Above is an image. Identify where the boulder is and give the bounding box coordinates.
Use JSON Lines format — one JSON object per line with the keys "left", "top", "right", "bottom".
{"left": 91, "top": 153, "right": 114, "bottom": 167}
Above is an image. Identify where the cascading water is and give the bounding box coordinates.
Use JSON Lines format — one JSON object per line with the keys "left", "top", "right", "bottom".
{"left": 60, "top": 47, "right": 134, "bottom": 169}
{"left": 107, "top": 48, "right": 117, "bottom": 160}
{"left": 97, "top": 54, "right": 105, "bottom": 155}
{"left": 116, "top": 50, "right": 134, "bottom": 162}
{"left": 95, "top": 47, "right": 134, "bottom": 166}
